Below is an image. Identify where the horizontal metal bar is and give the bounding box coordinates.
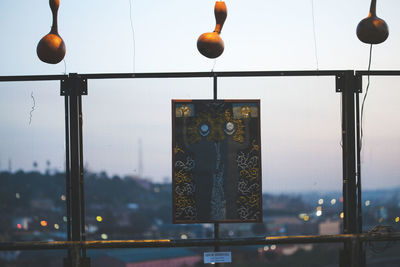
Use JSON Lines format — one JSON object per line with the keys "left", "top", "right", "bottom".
{"left": 0, "top": 74, "right": 67, "bottom": 82}
{"left": 1, "top": 70, "right": 400, "bottom": 83}
{"left": 81, "top": 72, "right": 214, "bottom": 79}
{"left": 81, "top": 70, "right": 345, "bottom": 80}
{"left": 82, "top": 70, "right": 346, "bottom": 80}
{"left": 0, "top": 70, "right": 345, "bottom": 83}
{"left": 1, "top": 233, "right": 400, "bottom": 251}
{"left": 218, "top": 70, "right": 345, "bottom": 77}
{"left": 356, "top": 70, "right": 400, "bottom": 76}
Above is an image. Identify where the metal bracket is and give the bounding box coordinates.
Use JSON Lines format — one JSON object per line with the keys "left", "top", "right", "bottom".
{"left": 335, "top": 73, "right": 345, "bottom": 93}
{"left": 355, "top": 74, "right": 362, "bottom": 93}
{"left": 336, "top": 72, "right": 362, "bottom": 93}
{"left": 61, "top": 73, "right": 88, "bottom": 96}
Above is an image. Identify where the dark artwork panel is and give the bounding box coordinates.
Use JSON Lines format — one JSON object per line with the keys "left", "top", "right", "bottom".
{"left": 172, "top": 100, "right": 262, "bottom": 223}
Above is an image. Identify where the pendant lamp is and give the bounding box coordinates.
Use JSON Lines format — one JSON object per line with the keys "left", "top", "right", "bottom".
{"left": 37, "top": 0, "right": 66, "bottom": 64}
{"left": 197, "top": 1, "right": 227, "bottom": 59}
{"left": 356, "top": 0, "right": 389, "bottom": 44}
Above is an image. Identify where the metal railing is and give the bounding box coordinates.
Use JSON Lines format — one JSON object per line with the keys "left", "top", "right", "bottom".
{"left": 1, "top": 70, "right": 399, "bottom": 267}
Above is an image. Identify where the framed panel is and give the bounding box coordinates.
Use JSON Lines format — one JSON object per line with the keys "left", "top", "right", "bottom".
{"left": 172, "top": 100, "right": 262, "bottom": 223}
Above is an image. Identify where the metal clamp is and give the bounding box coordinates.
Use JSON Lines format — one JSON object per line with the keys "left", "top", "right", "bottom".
{"left": 61, "top": 73, "right": 88, "bottom": 96}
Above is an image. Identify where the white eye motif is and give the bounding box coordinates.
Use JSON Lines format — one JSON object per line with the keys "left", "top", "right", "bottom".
{"left": 199, "top": 124, "right": 210, "bottom": 136}
{"left": 224, "top": 122, "right": 235, "bottom": 135}
{"left": 226, "top": 122, "right": 234, "bottom": 131}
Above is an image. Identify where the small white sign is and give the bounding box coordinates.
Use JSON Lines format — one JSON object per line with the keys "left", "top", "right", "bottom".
{"left": 204, "top": 252, "right": 232, "bottom": 264}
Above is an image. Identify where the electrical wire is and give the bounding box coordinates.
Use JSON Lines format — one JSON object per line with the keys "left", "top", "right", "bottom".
{"left": 360, "top": 44, "right": 373, "bottom": 150}
{"left": 311, "top": 0, "right": 319, "bottom": 70}
{"left": 63, "top": 59, "right": 67, "bottom": 75}
{"left": 29, "top": 91, "right": 36, "bottom": 125}
{"left": 211, "top": 59, "right": 217, "bottom": 72}
{"left": 366, "top": 225, "right": 395, "bottom": 254}
{"left": 129, "top": 0, "right": 136, "bottom": 74}
{"left": 339, "top": 95, "right": 343, "bottom": 148}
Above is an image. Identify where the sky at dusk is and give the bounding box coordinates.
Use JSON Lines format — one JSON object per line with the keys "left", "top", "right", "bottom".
{"left": 0, "top": 0, "right": 400, "bottom": 192}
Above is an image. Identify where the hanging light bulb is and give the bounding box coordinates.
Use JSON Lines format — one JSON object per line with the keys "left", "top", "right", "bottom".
{"left": 356, "top": 0, "right": 389, "bottom": 44}
{"left": 37, "top": 0, "right": 66, "bottom": 64}
{"left": 197, "top": 1, "right": 227, "bottom": 59}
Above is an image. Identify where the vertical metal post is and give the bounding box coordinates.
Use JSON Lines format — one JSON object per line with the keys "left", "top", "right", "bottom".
{"left": 69, "top": 77, "right": 82, "bottom": 244}
{"left": 214, "top": 222, "right": 220, "bottom": 266}
{"left": 355, "top": 92, "right": 363, "bottom": 267}
{"left": 78, "top": 97, "right": 87, "bottom": 259}
{"left": 355, "top": 76, "right": 366, "bottom": 267}
{"left": 64, "top": 95, "right": 72, "bottom": 262}
{"left": 339, "top": 71, "right": 358, "bottom": 267}
{"left": 342, "top": 70, "right": 357, "bottom": 233}
{"left": 70, "top": 78, "right": 82, "bottom": 267}
{"left": 355, "top": 92, "right": 362, "bottom": 234}
{"left": 214, "top": 223, "right": 220, "bottom": 250}
{"left": 62, "top": 74, "right": 89, "bottom": 267}
{"left": 213, "top": 74, "right": 218, "bottom": 101}
{"left": 213, "top": 75, "right": 220, "bottom": 265}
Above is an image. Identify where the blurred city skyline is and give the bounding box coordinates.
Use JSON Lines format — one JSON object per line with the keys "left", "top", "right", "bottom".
{"left": 1, "top": 0, "right": 400, "bottom": 192}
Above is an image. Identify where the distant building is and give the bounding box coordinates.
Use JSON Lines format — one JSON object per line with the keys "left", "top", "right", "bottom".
{"left": 0, "top": 251, "right": 20, "bottom": 261}
{"left": 91, "top": 248, "right": 201, "bottom": 267}
{"left": 125, "top": 175, "right": 151, "bottom": 190}
{"left": 281, "top": 244, "right": 313, "bottom": 256}
{"left": 127, "top": 203, "right": 139, "bottom": 210}
{"left": 12, "top": 217, "right": 32, "bottom": 230}
{"left": 286, "top": 221, "right": 318, "bottom": 235}
{"left": 265, "top": 216, "right": 318, "bottom": 235}
{"left": 319, "top": 219, "right": 340, "bottom": 235}
{"left": 31, "top": 199, "right": 54, "bottom": 210}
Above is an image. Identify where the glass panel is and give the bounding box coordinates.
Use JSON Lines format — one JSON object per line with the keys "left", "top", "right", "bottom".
{"left": 219, "top": 77, "right": 343, "bottom": 237}
{"left": 83, "top": 78, "right": 213, "bottom": 240}
{"left": 220, "top": 244, "right": 341, "bottom": 267}
{"left": 0, "top": 250, "right": 67, "bottom": 267}
{"left": 78, "top": 76, "right": 345, "bottom": 241}
{"left": 360, "top": 77, "right": 400, "bottom": 232}
{"left": 89, "top": 247, "right": 207, "bottom": 267}
{"left": 365, "top": 242, "right": 400, "bottom": 266}
{"left": 0, "top": 81, "right": 66, "bottom": 242}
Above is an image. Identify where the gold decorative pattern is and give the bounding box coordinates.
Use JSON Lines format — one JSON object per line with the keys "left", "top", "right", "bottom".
{"left": 236, "top": 139, "right": 261, "bottom": 220}
{"left": 187, "top": 111, "right": 226, "bottom": 143}
{"left": 176, "top": 105, "right": 192, "bottom": 117}
{"left": 173, "top": 147, "right": 197, "bottom": 221}
{"left": 240, "top": 106, "right": 251, "bottom": 118}
{"left": 224, "top": 109, "right": 245, "bottom": 143}
{"left": 187, "top": 109, "right": 246, "bottom": 144}
{"left": 174, "top": 144, "right": 185, "bottom": 155}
